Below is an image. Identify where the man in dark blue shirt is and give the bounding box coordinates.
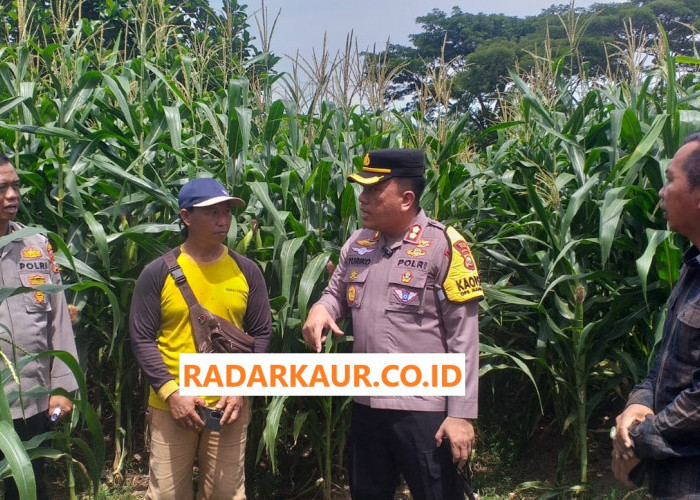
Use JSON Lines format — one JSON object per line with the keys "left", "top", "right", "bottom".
{"left": 613, "top": 131, "right": 700, "bottom": 496}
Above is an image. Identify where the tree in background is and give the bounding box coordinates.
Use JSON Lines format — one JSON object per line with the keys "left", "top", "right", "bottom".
{"left": 367, "top": 0, "right": 700, "bottom": 130}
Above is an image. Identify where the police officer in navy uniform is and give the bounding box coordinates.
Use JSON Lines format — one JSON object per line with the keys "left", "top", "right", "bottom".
{"left": 303, "top": 148, "right": 483, "bottom": 499}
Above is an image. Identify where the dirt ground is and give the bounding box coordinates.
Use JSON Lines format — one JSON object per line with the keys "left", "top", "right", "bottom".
{"left": 38, "top": 419, "right": 651, "bottom": 500}
{"left": 37, "top": 381, "right": 653, "bottom": 499}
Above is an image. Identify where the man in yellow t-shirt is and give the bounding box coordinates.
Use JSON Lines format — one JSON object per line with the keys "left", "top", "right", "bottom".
{"left": 130, "top": 178, "right": 271, "bottom": 499}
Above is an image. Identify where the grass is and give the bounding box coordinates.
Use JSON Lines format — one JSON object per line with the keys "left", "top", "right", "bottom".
{"left": 30, "top": 383, "right": 653, "bottom": 500}
{"left": 471, "top": 425, "right": 651, "bottom": 499}
{"left": 34, "top": 422, "right": 652, "bottom": 499}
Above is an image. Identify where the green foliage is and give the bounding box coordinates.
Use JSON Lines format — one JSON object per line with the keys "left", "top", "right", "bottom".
{"left": 0, "top": 382, "right": 35, "bottom": 499}
{"left": 1, "top": 0, "right": 700, "bottom": 496}
{"left": 373, "top": 0, "right": 700, "bottom": 122}
{"left": 0, "top": 347, "right": 105, "bottom": 498}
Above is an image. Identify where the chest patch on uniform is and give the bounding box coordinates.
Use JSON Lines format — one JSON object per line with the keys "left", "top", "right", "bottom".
{"left": 356, "top": 233, "right": 379, "bottom": 247}
{"left": 393, "top": 289, "right": 418, "bottom": 304}
{"left": 19, "top": 260, "right": 50, "bottom": 271}
{"left": 348, "top": 257, "right": 371, "bottom": 266}
{"left": 28, "top": 274, "right": 46, "bottom": 286}
{"left": 352, "top": 246, "right": 375, "bottom": 256}
{"left": 349, "top": 269, "right": 358, "bottom": 280}
{"left": 442, "top": 226, "right": 484, "bottom": 303}
{"left": 22, "top": 247, "right": 42, "bottom": 259}
{"left": 347, "top": 284, "right": 357, "bottom": 303}
{"left": 415, "top": 239, "right": 433, "bottom": 248}
{"left": 396, "top": 259, "right": 426, "bottom": 269}
{"left": 34, "top": 290, "right": 45, "bottom": 303}
{"left": 406, "top": 247, "right": 427, "bottom": 257}
{"left": 401, "top": 270, "right": 413, "bottom": 284}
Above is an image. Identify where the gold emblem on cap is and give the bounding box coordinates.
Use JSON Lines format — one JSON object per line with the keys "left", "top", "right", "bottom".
{"left": 363, "top": 153, "right": 370, "bottom": 166}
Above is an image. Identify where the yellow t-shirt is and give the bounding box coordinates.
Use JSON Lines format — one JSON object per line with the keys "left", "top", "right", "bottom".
{"left": 148, "top": 247, "right": 249, "bottom": 410}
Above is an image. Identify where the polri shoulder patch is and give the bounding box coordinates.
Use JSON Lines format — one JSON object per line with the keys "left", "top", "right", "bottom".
{"left": 442, "top": 226, "right": 484, "bottom": 303}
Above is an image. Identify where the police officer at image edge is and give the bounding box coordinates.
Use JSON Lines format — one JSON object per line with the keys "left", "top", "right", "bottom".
{"left": 0, "top": 154, "right": 79, "bottom": 500}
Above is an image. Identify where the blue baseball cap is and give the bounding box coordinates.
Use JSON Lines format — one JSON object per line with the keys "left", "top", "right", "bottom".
{"left": 178, "top": 178, "right": 244, "bottom": 209}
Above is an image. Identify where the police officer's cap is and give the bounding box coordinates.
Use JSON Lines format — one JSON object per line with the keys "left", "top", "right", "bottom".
{"left": 348, "top": 148, "right": 425, "bottom": 186}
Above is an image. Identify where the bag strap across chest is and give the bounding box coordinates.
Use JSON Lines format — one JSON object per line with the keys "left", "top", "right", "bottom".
{"left": 161, "top": 247, "right": 254, "bottom": 354}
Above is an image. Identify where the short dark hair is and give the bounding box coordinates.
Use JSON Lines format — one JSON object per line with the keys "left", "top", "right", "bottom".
{"left": 394, "top": 176, "right": 425, "bottom": 212}
{"left": 0, "top": 154, "right": 11, "bottom": 168}
{"left": 682, "top": 131, "right": 700, "bottom": 189}
{"left": 179, "top": 208, "right": 194, "bottom": 238}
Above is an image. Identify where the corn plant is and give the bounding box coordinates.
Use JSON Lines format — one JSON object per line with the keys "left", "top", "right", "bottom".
{"left": 443, "top": 48, "right": 700, "bottom": 491}
{"left": 2, "top": 0, "right": 700, "bottom": 497}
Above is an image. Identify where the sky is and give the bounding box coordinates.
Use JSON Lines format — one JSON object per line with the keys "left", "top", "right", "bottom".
{"left": 210, "top": 0, "right": 623, "bottom": 66}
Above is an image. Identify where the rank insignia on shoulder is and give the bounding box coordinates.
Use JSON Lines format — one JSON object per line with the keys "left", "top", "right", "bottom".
{"left": 406, "top": 247, "right": 427, "bottom": 257}
{"left": 406, "top": 224, "right": 422, "bottom": 243}
{"left": 352, "top": 246, "right": 375, "bottom": 255}
{"left": 442, "top": 226, "right": 484, "bottom": 303}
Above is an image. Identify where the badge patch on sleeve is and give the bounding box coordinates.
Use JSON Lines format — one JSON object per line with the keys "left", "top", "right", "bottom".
{"left": 442, "top": 226, "right": 484, "bottom": 303}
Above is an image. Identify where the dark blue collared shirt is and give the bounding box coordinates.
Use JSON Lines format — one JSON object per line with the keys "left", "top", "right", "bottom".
{"left": 628, "top": 246, "right": 700, "bottom": 498}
